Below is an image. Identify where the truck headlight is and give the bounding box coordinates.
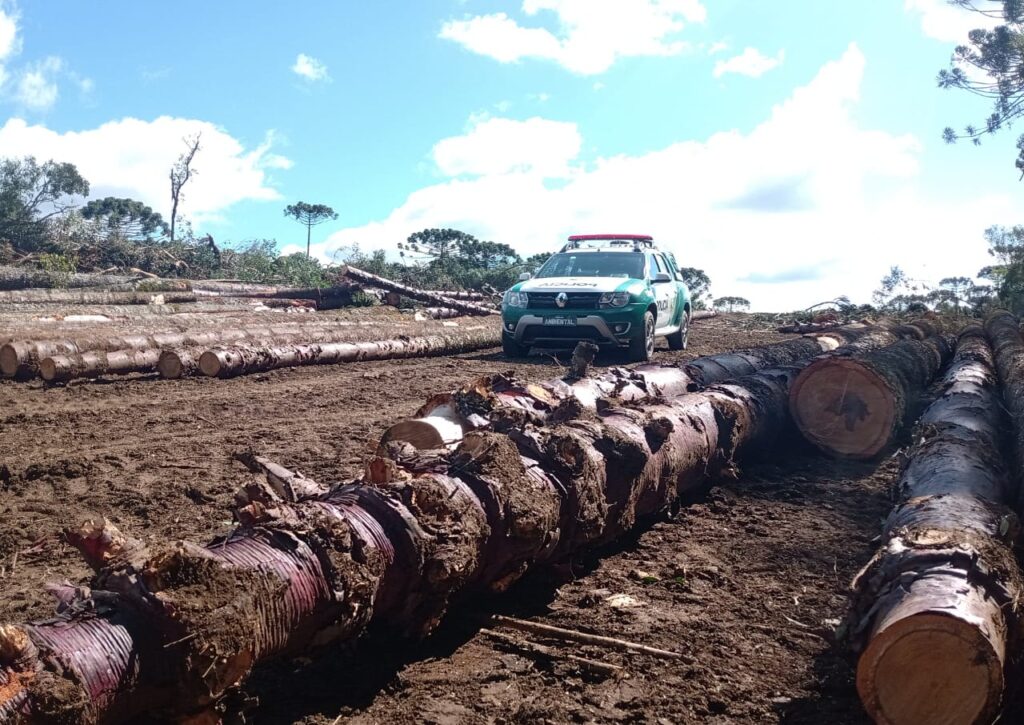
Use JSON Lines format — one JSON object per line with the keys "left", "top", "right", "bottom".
{"left": 599, "top": 291, "right": 630, "bottom": 308}
{"left": 505, "top": 291, "right": 529, "bottom": 308}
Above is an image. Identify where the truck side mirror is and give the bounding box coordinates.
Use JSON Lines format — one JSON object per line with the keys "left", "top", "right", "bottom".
{"left": 518, "top": 272, "right": 532, "bottom": 281}
{"left": 653, "top": 272, "right": 672, "bottom": 283}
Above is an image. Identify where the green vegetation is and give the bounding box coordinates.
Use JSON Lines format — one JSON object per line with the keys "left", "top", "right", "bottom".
{"left": 714, "top": 296, "right": 751, "bottom": 312}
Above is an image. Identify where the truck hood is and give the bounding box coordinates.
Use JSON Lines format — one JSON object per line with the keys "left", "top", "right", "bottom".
{"left": 519, "top": 277, "right": 641, "bottom": 294}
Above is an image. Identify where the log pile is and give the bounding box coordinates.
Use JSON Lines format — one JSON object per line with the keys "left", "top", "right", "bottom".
{"left": 0, "top": 351, "right": 804, "bottom": 721}
{"left": 845, "top": 323, "right": 1022, "bottom": 725}
{"left": 0, "top": 289, "right": 198, "bottom": 305}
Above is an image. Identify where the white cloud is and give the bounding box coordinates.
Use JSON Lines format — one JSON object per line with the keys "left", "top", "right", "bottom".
{"left": 16, "top": 55, "right": 62, "bottom": 110}
{"left": 432, "top": 115, "right": 581, "bottom": 177}
{"left": 905, "top": 0, "right": 999, "bottom": 43}
{"left": 707, "top": 41, "right": 729, "bottom": 55}
{"left": 713, "top": 47, "right": 784, "bottom": 78}
{"left": 0, "top": 116, "right": 292, "bottom": 225}
{"left": 0, "top": 7, "right": 17, "bottom": 61}
{"left": 299, "top": 44, "right": 1020, "bottom": 310}
{"left": 440, "top": 0, "right": 707, "bottom": 75}
{"left": 291, "top": 53, "right": 329, "bottom": 82}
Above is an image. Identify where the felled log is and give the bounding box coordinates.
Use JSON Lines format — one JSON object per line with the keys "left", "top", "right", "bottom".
{"left": 0, "top": 360, "right": 800, "bottom": 722}
{"left": 194, "top": 327, "right": 501, "bottom": 378}
{"left": 414, "top": 307, "right": 461, "bottom": 320}
{"left": 0, "top": 289, "right": 197, "bottom": 305}
{"left": 39, "top": 349, "right": 164, "bottom": 383}
{"left": 788, "top": 333, "right": 954, "bottom": 459}
{"left": 690, "top": 309, "right": 717, "bottom": 321}
{"left": 191, "top": 284, "right": 356, "bottom": 310}
{"left": 985, "top": 310, "right": 1024, "bottom": 484}
{"left": 340, "top": 264, "right": 499, "bottom": 316}
{"left": 0, "top": 267, "right": 147, "bottom": 290}
{"left": 845, "top": 324, "right": 1021, "bottom": 725}
{"left": 381, "top": 324, "right": 928, "bottom": 451}
{"left": 3, "top": 322, "right": 394, "bottom": 378}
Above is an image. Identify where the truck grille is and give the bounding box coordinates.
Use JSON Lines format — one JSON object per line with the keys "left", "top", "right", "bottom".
{"left": 527, "top": 292, "right": 601, "bottom": 310}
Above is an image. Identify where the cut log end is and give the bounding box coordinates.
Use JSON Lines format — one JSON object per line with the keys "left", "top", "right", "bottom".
{"left": 0, "top": 343, "right": 22, "bottom": 377}
{"left": 156, "top": 351, "right": 184, "bottom": 379}
{"left": 789, "top": 357, "right": 896, "bottom": 459}
{"left": 856, "top": 612, "right": 1003, "bottom": 725}
{"left": 198, "top": 350, "right": 226, "bottom": 378}
{"left": 37, "top": 357, "right": 61, "bottom": 382}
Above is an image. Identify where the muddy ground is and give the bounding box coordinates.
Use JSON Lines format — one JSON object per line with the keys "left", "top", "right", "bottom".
{"left": 0, "top": 314, "right": 996, "bottom": 723}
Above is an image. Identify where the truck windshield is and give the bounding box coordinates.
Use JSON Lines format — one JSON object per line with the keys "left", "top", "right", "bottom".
{"left": 535, "top": 253, "right": 645, "bottom": 279}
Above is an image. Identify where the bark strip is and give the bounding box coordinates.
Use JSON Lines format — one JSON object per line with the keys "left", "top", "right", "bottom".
{"left": 845, "top": 324, "right": 1022, "bottom": 725}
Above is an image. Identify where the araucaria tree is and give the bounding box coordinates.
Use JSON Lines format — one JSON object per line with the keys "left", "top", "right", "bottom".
{"left": 169, "top": 134, "right": 201, "bottom": 242}
{"left": 283, "top": 202, "right": 338, "bottom": 258}
{"left": 938, "top": 1, "right": 1024, "bottom": 175}
{"left": 714, "top": 295, "right": 750, "bottom": 312}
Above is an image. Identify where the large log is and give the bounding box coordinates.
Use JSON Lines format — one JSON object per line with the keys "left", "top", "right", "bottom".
{"left": 381, "top": 323, "right": 926, "bottom": 451}
{"left": 985, "top": 310, "right": 1024, "bottom": 483}
{"left": 194, "top": 327, "right": 501, "bottom": 378}
{"left": 3, "top": 323, "right": 364, "bottom": 378}
{"left": 788, "top": 334, "right": 954, "bottom": 459}
{"left": 845, "top": 324, "right": 1022, "bottom": 725}
{"left": 0, "top": 289, "right": 197, "bottom": 305}
{"left": 192, "top": 284, "right": 357, "bottom": 309}
{"left": 340, "top": 264, "right": 499, "bottom": 316}
{"left": 0, "top": 360, "right": 799, "bottom": 722}
{"left": 0, "top": 267, "right": 145, "bottom": 290}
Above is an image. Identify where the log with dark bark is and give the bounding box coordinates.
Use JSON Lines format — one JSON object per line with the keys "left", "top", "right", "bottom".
{"left": 192, "top": 284, "right": 356, "bottom": 310}
{"left": 0, "top": 361, "right": 799, "bottom": 723}
{"left": 195, "top": 327, "right": 502, "bottom": 378}
{"left": 340, "top": 264, "right": 499, "bottom": 316}
{"left": 381, "top": 323, "right": 929, "bottom": 451}
{"left": 845, "top": 324, "right": 1021, "bottom": 725}
{"left": 0, "top": 289, "right": 197, "bottom": 305}
{"left": 788, "top": 333, "right": 955, "bottom": 459}
{"left": 985, "top": 310, "right": 1024, "bottom": 488}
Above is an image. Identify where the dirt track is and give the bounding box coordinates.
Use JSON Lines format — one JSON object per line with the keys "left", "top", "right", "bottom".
{"left": 0, "top": 314, "right": 968, "bottom": 723}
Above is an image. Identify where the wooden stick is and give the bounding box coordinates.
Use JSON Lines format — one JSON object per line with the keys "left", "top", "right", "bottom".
{"left": 491, "top": 614, "right": 686, "bottom": 660}
{"left": 480, "top": 628, "right": 625, "bottom": 678}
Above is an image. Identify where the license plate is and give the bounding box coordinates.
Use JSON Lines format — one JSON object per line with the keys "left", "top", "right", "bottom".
{"left": 544, "top": 317, "right": 576, "bottom": 326}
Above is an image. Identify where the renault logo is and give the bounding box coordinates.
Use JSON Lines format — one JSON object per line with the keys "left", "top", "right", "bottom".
{"left": 556, "top": 292, "right": 568, "bottom": 308}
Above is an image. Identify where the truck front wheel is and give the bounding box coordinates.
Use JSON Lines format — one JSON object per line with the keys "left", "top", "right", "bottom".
{"left": 667, "top": 311, "right": 689, "bottom": 350}
{"left": 628, "top": 311, "right": 656, "bottom": 362}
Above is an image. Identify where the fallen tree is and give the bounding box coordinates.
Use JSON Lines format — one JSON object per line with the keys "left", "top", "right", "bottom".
{"left": 0, "top": 359, "right": 801, "bottom": 722}
{"left": 788, "top": 333, "right": 955, "bottom": 459}
{"left": 193, "top": 326, "right": 501, "bottom": 378}
{"left": 381, "top": 323, "right": 928, "bottom": 451}
{"left": 3, "top": 321, "right": 401, "bottom": 378}
{"left": 0, "top": 267, "right": 151, "bottom": 290}
{"left": 0, "top": 289, "right": 197, "bottom": 305}
{"left": 844, "top": 324, "right": 1021, "bottom": 725}
{"left": 340, "top": 264, "right": 499, "bottom": 317}
{"left": 192, "top": 284, "right": 358, "bottom": 310}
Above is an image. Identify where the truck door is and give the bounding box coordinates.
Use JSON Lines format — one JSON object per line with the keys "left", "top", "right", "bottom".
{"left": 651, "top": 253, "right": 678, "bottom": 333}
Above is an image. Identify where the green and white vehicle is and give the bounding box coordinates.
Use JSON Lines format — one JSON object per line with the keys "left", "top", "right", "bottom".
{"left": 501, "top": 234, "right": 692, "bottom": 362}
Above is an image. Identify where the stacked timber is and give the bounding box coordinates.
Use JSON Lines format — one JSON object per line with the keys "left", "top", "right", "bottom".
{"left": 0, "top": 289, "right": 197, "bottom": 305}
{"left": 845, "top": 323, "right": 1022, "bottom": 725}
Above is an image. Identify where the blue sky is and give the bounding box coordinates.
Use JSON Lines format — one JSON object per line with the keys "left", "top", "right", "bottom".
{"left": 1, "top": 0, "right": 1022, "bottom": 308}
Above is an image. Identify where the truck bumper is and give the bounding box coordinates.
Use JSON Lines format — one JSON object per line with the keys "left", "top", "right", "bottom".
{"left": 504, "top": 314, "right": 632, "bottom": 347}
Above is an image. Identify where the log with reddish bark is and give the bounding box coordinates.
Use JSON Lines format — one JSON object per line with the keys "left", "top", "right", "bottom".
{"left": 0, "top": 360, "right": 799, "bottom": 722}
{"left": 788, "top": 333, "right": 955, "bottom": 459}
{"left": 844, "top": 324, "right": 1021, "bottom": 725}
{"left": 381, "top": 323, "right": 928, "bottom": 451}
{"left": 0, "top": 289, "right": 197, "bottom": 305}
{"left": 194, "top": 326, "right": 501, "bottom": 378}
{"left": 340, "top": 264, "right": 499, "bottom": 316}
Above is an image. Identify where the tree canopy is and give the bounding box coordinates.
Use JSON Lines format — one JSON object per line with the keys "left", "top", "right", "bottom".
{"left": 714, "top": 296, "right": 750, "bottom": 312}
{"left": 284, "top": 201, "right": 338, "bottom": 257}
{"left": 938, "top": 1, "right": 1024, "bottom": 174}
{"left": 81, "top": 197, "right": 168, "bottom": 240}
{"left": 679, "top": 267, "right": 712, "bottom": 310}
{"left": 0, "top": 156, "right": 89, "bottom": 249}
